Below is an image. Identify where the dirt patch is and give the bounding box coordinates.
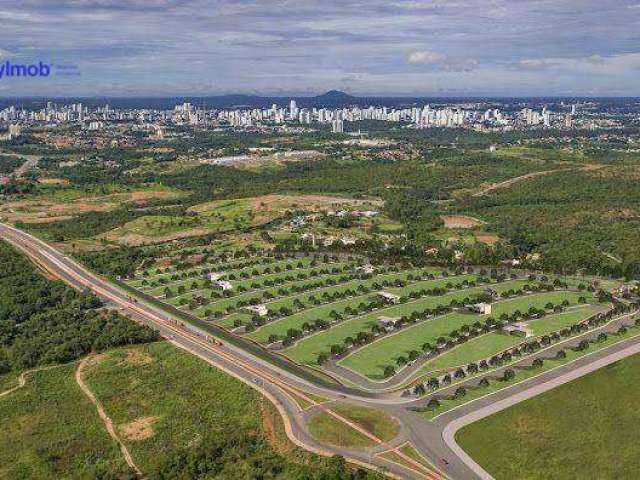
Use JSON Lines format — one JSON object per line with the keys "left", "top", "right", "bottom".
{"left": 261, "top": 402, "right": 293, "bottom": 453}
{"left": 119, "top": 416, "right": 159, "bottom": 441}
{"left": 441, "top": 215, "right": 484, "bottom": 229}
{"left": 38, "top": 178, "right": 69, "bottom": 185}
{"left": 476, "top": 233, "right": 500, "bottom": 245}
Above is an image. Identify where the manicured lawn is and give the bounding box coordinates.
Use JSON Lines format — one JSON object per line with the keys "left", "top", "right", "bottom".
{"left": 457, "top": 352, "right": 640, "bottom": 479}
{"left": 418, "top": 333, "right": 521, "bottom": 374}
{"left": 334, "top": 289, "right": 591, "bottom": 379}
{"left": 527, "top": 305, "right": 601, "bottom": 336}
{"left": 420, "top": 325, "right": 640, "bottom": 419}
{"left": 385, "top": 274, "right": 479, "bottom": 295}
{"left": 491, "top": 290, "right": 591, "bottom": 317}
{"left": 284, "top": 279, "right": 535, "bottom": 366}
{"left": 338, "top": 313, "right": 481, "bottom": 380}
{"left": 249, "top": 277, "right": 484, "bottom": 344}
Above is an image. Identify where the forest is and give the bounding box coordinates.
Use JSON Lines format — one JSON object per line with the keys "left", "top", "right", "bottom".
{"left": 0, "top": 240, "right": 159, "bottom": 373}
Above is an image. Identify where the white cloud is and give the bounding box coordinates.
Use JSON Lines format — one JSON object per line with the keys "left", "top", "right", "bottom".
{"left": 519, "top": 58, "right": 550, "bottom": 69}
{"left": 407, "top": 50, "right": 445, "bottom": 64}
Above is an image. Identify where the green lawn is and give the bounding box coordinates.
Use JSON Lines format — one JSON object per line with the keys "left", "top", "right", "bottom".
{"left": 456, "top": 352, "right": 640, "bottom": 479}
{"left": 334, "top": 289, "right": 590, "bottom": 379}
{"left": 339, "top": 313, "right": 482, "bottom": 380}
{"left": 0, "top": 364, "right": 131, "bottom": 479}
{"left": 284, "top": 279, "right": 536, "bottom": 366}
{"left": 420, "top": 325, "right": 640, "bottom": 419}
{"left": 527, "top": 305, "right": 601, "bottom": 336}
{"left": 490, "top": 291, "right": 591, "bottom": 317}
{"left": 249, "top": 276, "right": 485, "bottom": 344}
{"left": 418, "top": 333, "right": 521, "bottom": 374}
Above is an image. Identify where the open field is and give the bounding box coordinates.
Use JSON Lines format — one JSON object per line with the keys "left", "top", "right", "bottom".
{"left": 0, "top": 341, "right": 379, "bottom": 479}
{"left": 308, "top": 412, "right": 376, "bottom": 448}
{"left": 0, "top": 185, "right": 182, "bottom": 226}
{"left": 0, "top": 364, "right": 132, "bottom": 479}
{"left": 457, "top": 351, "right": 640, "bottom": 479}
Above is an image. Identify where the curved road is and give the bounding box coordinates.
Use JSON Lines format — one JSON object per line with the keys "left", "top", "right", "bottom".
{"left": 2, "top": 221, "right": 639, "bottom": 480}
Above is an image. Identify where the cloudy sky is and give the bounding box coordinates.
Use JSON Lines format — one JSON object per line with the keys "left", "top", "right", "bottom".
{"left": 1, "top": 0, "right": 639, "bottom": 97}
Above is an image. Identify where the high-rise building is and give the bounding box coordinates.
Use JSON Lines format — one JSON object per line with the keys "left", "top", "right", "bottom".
{"left": 331, "top": 119, "right": 344, "bottom": 133}
{"left": 289, "top": 99, "right": 298, "bottom": 120}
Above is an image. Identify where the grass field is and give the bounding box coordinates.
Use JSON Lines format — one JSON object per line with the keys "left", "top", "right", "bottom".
{"left": 335, "top": 290, "right": 593, "bottom": 379}
{"left": 0, "top": 364, "right": 132, "bottom": 479}
{"left": 527, "top": 305, "right": 601, "bottom": 336}
{"left": 456, "top": 352, "right": 640, "bottom": 479}
{"left": 418, "top": 333, "right": 521, "bottom": 374}
{"left": 308, "top": 412, "right": 375, "bottom": 448}
{"left": 245, "top": 268, "right": 450, "bottom": 342}
{"left": 83, "top": 342, "right": 267, "bottom": 474}
{"left": 283, "top": 279, "right": 540, "bottom": 366}
{"left": 414, "top": 307, "right": 601, "bottom": 376}
{"left": 308, "top": 404, "right": 399, "bottom": 448}
{"left": 338, "top": 313, "right": 482, "bottom": 380}
{"left": 332, "top": 405, "right": 400, "bottom": 442}
{"left": 490, "top": 291, "right": 591, "bottom": 317}
{"left": 420, "top": 325, "right": 640, "bottom": 419}
{"left": 0, "top": 342, "right": 376, "bottom": 479}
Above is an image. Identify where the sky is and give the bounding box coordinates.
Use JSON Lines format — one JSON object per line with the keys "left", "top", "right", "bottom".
{"left": 1, "top": 0, "right": 639, "bottom": 97}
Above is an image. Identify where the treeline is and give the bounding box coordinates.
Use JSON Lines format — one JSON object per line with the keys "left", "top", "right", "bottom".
{"left": 384, "top": 190, "right": 443, "bottom": 247}
{"left": 80, "top": 244, "right": 161, "bottom": 278}
{"left": 0, "top": 241, "right": 158, "bottom": 373}
{"left": 20, "top": 207, "right": 147, "bottom": 241}
{"left": 150, "top": 434, "right": 381, "bottom": 480}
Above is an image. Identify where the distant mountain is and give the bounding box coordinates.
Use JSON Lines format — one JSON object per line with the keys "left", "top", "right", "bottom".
{"left": 3, "top": 93, "right": 636, "bottom": 112}
{"left": 310, "top": 90, "right": 357, "bottom": 106}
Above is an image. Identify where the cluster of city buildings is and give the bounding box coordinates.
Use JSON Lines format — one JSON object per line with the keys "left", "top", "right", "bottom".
{"left": 0, "top": 98, "right": 622, "bottom": 140}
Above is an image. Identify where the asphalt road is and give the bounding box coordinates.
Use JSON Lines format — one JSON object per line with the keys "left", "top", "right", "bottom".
{"left": 2, "top": 221, "right": 639, "bottom": 480}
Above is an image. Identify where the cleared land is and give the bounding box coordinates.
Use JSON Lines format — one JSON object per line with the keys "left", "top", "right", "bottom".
{"left": 456, "top": 352, "right": 640, "bottom": 479}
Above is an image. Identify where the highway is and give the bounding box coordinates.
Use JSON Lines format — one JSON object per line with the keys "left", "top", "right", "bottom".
{"left": 2, "top": 221, "right": 639, "bottom": 480}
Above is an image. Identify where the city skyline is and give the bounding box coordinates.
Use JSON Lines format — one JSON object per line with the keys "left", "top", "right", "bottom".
{"left": 1, "top": 0, "right": 639, "bottom": 97}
